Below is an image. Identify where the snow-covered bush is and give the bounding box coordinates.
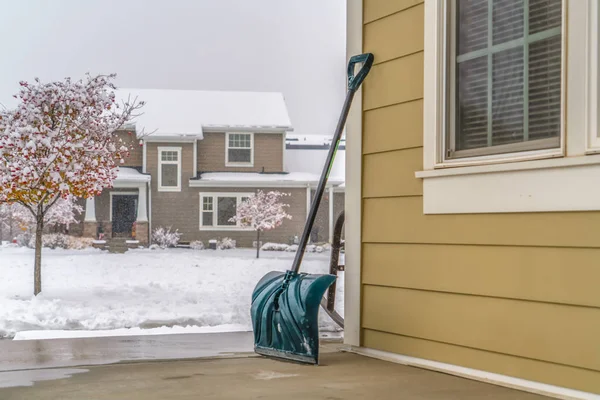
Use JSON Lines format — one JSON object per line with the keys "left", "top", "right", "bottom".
{"left": 152, "top": 226, "right": 181, "bottom": 248}
{"left": 261, "top": 242, "right": 289, "bottom": 251}
{"left": 68, "top": 237, "right": 95, "bottom": 250}
{"left": 286, "top": 244, "right": 299, "bottom": 252}
{"left": 315, "top": 246, "right": 324, "bottom": 253}
{"left": 28, "top": 233, "right": 71, "bottom": 249}
{"left": 190, "top": 240, "right": 204, "bottom": 250}
{"left": 218, "top": 237, "right": 236, "bottom": 250}
{"left": 149, "top": 244, "right": 160, "bottom": 250}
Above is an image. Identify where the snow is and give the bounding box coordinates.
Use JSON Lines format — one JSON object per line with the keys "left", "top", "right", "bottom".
{"left": 116, "top": 88, "right": 293, "bottom": 138}
{"left": 0, "top": 247, "right": 343, "bottom": 339}
{"left": 285, "top": 147, "right": 345, "bottom": 181}
{"left": 115, "top": 167, "right": 150, "bottom": 182}
{"left": 191, "top": 171, "right": 344, "bottom": 187}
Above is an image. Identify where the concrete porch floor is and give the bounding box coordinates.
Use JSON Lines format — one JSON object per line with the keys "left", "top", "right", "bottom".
{"left": 0, "top": 333, "right": 551, "bottom": 400}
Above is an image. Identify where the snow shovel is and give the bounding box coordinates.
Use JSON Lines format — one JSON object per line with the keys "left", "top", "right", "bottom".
{"left": 251, "top": 53, "right": 374, "bottom": 365}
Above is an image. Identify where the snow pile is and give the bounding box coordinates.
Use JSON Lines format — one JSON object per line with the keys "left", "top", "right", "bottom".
{"left": 0, "top": 247, "right": 343, "bottom": 339}
{"left": 261, "top": 243, "right": 289, "bottom": 251}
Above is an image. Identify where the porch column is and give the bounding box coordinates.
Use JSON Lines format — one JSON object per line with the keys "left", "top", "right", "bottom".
{"left": 136, "top": 183, "right": 148, "bottom": 222}
{"left": 84, "top": 197, "right": 96, "bottom": 222}
{"left": 328, "top": 186, "right": 334, "bottom": 243}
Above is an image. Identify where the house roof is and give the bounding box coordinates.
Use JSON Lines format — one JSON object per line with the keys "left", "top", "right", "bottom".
{"left": 189, "top": 172, "right": 343, "bottom": 188}
{"left": 285, "top": 134, "right": 346, "bottom": 149}
{"left": 115, "top": 88, "right": 294, "bottom": 139}
{"left": 285, "top": 146, "right": 345, "bottom": 181}
{"left": 115, "top": 167, "right": 151, "bottom": 183}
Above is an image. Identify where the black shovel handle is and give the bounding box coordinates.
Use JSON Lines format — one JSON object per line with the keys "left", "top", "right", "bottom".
{"left": 289, "top": 53, "right": 374, "bottom": 274}
{"left": 348, "top": 53, "right": 374, "bottom": 91}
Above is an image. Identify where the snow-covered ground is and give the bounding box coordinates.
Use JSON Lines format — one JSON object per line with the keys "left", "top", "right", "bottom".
{"left": 0, "top": 246, "right": 344, "bottom": 340}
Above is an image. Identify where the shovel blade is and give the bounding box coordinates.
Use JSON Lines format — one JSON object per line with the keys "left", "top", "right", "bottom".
{"left": 251, "top": 271, "right": 336, "bottom": 364}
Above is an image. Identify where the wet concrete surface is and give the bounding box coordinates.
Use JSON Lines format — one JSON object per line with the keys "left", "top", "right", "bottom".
{"left": 0, "top": 348, "right": 551, "bottom": 400}
{"left": 0, "top": 331, "right": 255, "bottom": 372}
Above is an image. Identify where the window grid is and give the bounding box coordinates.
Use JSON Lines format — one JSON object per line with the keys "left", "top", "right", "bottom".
{"left": 200, "top": 193, "right": 253, "bottom": 229}
{"left": 451, "top": 1, "right": 562, "bottom": 157}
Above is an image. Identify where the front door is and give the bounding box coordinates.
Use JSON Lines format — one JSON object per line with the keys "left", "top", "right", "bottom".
{"left": 112, "top": 195, "right": 137, "bottom": 237}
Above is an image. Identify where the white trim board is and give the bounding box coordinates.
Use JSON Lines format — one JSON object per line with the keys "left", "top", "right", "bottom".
{"left": 345, "top": 346, "right": 600, "bottom": 400}
{"left": 157, "top": 146, "right": 182, "bottom": 192}
{"left": 344, "top": 0, "right": 363, "bottom": 348}
{"left": 225, "top": 132, "right": 254, "bottom": 168}
{"left": 422, "top": 157, "right": 600, "bottom": 214}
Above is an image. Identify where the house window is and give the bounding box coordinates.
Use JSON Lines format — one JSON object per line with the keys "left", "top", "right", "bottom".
{"left": 199, "top": 193, "right": 252, "bottom": 230}
{"left": 447, "top": 1, "right": 563, "bottom": 160}
{"left": 226, "top": 133, "right": 253, "bottom": 166}
{"left": 158, "top": 147, "right": 181, "bottom": 191}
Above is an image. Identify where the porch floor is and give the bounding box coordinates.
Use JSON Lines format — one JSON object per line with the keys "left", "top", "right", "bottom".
{"left": 0, "top": 333, "right": 551, "bottom": 399}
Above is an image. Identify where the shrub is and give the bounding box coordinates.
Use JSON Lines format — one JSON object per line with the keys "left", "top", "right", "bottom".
{"left": 28, "top": 233, "right": 71, "bottom": 249}
{"left": 285, "top": 244, "right": 299, "bottom": 252}
{"left": 152, "top": 226, "right": 181, "bottom": 248}
{"left": 149, "top": 244, "right": 160, "bottom": 250}
{"left": 218, "top": 237, "right": 236, "bottom": 250}
{"left": 68, "top": 237, "right": 95, "bottom": 250}
{"left": 261, "top": 242, "right": 289, "bottom": 251}
{"left": 190, "top": 240, "right": 205, "bottom": 250}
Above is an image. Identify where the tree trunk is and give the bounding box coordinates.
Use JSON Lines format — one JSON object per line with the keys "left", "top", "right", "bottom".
{"left": 34, "top": 214, "right": 43, "bottom": 296}
{"left": 256, "top": 229, "right": 260, "bottom": 259}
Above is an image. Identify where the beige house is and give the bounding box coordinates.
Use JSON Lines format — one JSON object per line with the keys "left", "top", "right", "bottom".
{"left": 80, "top": 89, "right": 345, "bottom": 247}
{"left": 344, "top": 0, "right": 599, "bottom": 398}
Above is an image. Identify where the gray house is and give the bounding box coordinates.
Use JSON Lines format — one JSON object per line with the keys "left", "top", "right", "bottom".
{"left": 80, "top": 89, "right": 345, "bottom": 247}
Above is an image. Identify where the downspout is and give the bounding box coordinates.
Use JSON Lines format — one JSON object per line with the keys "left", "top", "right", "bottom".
{"left": 148, "top": 180, "right": 152, "bottom": 245}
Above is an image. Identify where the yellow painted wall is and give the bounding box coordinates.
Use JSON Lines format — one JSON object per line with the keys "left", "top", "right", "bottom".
{"left": 360, "top": 0, "right": 600, "bottom": 394}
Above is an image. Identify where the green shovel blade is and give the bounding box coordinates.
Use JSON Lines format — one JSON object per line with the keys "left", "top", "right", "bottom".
{"left": 251, "top": 270, "right": 336, "bottom": 364}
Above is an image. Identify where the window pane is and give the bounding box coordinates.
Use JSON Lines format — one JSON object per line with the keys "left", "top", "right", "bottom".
{"left": 161, "top": 164, "right": 178, "bottom": 187}
{"left": 228, "top": 148, "right": 251, "bottom": 163}
{"left": 203, "top": 197, "right": 213, "bottom": 211}
{"left": 493, "top": 0, "right": 524, "bottom": 45}
{"left": 217, "top": 197, "right": 236, "bottom": 226}
{"left": 457, "top": 56, "right": 488, "bottom": 151}
{"left": 529, "top": 0, "right": 562, "bottom": 35}
{"left": 529, "top": 35, "right": 561, "bottom": 141}
{"left": 492, "top": 47, "right": 524, "bottom": 146}
{"left": 161, "top": 151, "right": 178, "bottom": 162}
{"left": 202, "top": 211, "right": 213, "bottom": 226}
{"left": 457, "top": 0, "right": 488, "bottom": 55}
{"left": 229, "top": 133, "right": 251, "bottom": 148}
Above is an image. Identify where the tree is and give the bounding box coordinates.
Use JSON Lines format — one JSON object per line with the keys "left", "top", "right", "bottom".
{"left": 230, "top": 190, "right": 292, "bottom": 258}
{"left": 0, "top": 73, "right": 144, "bottom": 295}
{"left": 11, "top": 195, "right": 83, "bottom": 234}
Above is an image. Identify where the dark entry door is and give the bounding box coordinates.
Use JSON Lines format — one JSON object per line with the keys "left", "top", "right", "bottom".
{"left": 112, "top": 195, "right": 137, "bottom": 236}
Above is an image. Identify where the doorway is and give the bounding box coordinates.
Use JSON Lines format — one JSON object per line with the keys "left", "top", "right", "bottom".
{"left": 111, "top": 194, "right": 138, "bottom": 237}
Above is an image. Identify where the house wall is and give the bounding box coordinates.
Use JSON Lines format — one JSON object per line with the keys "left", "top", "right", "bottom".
{"left": 197, "top": 132, "right": 284, "bottom": 173}
{"left": 359, "top": 0, "right": 600, "bottom": 395}
{"left": 115, "top": 130, "right": 143, "bottom": 168}
{"left": 194, "top": 187, "right": 307, "bottom": 248}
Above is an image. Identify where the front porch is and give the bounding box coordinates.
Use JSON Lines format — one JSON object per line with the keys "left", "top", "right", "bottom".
{"left": 0, "top": 333, "right": 550, "bottom": 399}
{"left": 82, "top": 167, "right": 151, "bottom": 245}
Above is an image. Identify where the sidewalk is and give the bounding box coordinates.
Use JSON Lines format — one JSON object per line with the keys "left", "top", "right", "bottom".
{"left": 0, "top": 333, "right": 551, "bottom": 399}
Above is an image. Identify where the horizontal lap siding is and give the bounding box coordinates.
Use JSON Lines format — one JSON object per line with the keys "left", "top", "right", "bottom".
{"left": 361, "top": 2, "right": 600, "bottom": 393}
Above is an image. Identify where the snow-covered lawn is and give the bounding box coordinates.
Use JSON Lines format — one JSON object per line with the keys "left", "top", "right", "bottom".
{"left": 0, "top": 246, "right": 343, "bottom": 339}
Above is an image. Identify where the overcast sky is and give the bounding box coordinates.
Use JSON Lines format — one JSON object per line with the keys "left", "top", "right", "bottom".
{"left": 0, "top": 0, "right": 346, "bottom": 136}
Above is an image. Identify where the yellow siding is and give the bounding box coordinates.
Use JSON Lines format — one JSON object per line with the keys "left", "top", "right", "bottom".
{"left": 360, "top": 2, "right": 600, "bottom": 394}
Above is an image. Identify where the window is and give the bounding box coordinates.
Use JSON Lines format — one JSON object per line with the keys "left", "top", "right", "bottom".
{"left": 158, "top": 147, "right": 181, "bottom": 191}
{"left": 199, "top": 193, "right": 252, "bottom": 230}
{"left": 226, "top": 133, "right": 253, "bottom": 166}
{"left": 447, "top": 1, "right": 563, "bottom": 160}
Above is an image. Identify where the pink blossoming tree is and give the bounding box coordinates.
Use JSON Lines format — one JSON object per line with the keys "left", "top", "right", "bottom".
{"left": 230, "top": 190, "right": 292, "bottom": 258}
{"left": 0, "top": 73, "right": 144, "bottom": 295}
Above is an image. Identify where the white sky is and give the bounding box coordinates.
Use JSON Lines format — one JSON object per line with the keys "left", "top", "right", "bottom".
{"left": 0, "top": 0, "right": 346, "bottom": 136}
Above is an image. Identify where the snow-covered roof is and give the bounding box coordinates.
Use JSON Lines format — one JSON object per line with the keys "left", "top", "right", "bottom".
{"left": 286, "top": 134, "right": 345, "bottom": 149}
{"left": 115, "top": 167, "right": 151, "bottom": 183}
{"left": 285, "top": 147, "right": 345, "bottom": 181}
{"left": 115, "top": 88, "right": 293, "bottom": 139}
{"left": 189, "top": 172, "right": 343, "bottom": 188}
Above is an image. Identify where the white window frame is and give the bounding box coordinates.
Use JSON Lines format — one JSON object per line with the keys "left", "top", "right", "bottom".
{"left": 199, "top": 192, "right": 254, "bottom": 231}
{"left": 225, "top": 132, "right": 254, "bottom": 167}
{"left": 157, "top": 146, "right": 181, "bottom": 192}
{"left": 419, "top": 0, "right": 600, "bottom": 214}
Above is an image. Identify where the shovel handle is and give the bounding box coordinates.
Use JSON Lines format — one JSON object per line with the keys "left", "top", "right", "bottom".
{"left": 347, "top": 53, "right": 374, "bottom": 91}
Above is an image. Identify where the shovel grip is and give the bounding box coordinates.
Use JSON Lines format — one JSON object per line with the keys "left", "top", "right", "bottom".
{"left": 348, "top": 53, "right": 374, "bottom": 91}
